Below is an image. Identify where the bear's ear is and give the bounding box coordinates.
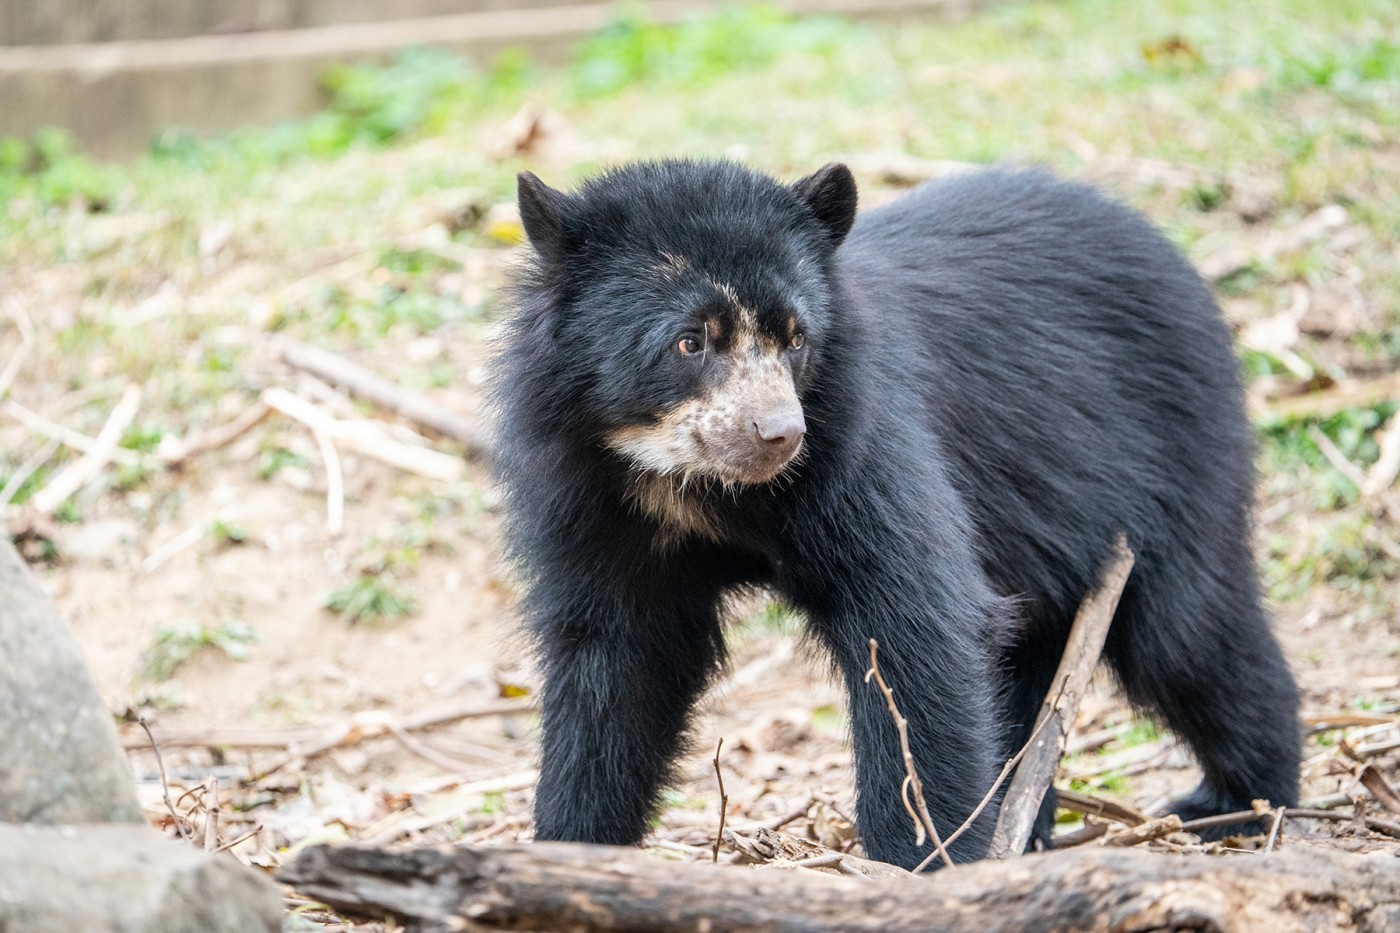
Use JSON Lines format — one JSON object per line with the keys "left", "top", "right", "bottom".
{"left": 517, "top": 171, "right": 568, "bottom": 262}
{"left": 791, "top": 163, "right": 858, "bottom": 247}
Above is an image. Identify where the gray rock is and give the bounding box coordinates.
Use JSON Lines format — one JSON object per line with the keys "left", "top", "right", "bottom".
{"left": 0, "top": 823, "right": 281, "bottom": 933}
{"left": 0, "top": 536, "right": 142, "bottom": 823}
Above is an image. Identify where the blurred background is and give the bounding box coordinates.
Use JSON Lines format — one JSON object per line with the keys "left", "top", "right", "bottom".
{"left": 2, "top": 0, "right": 1398, "bottom": 925}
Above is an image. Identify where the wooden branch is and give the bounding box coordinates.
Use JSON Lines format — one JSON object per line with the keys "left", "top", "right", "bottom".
{"left": 355, "top": 770, "right": 538, "bottom": 846}
{"left": 988, "top": 534, "right": 1135, "bottom": 858}
{"left": 1099, "top": 814, "right": 1182, "bottom": 847}
{"left": 275, "top": 338, "right": 490, "bottom": 460}
{"left": 156, "top": 400, "right": 271, "bottom": 467}
{"left": 261, "top": 387, "right": 464, "bottom": 483}
{"left": 0, "top": 298, "right": 35, "bottom": 399}
{"left": 1363, "top": 413, "right": 1400, "bottom": 498}
{"left": 1260, "top": 371, "right": 1400, "bottom": 421}
{"left": 2, "top": 400, "right": 144, "bottom": 468}
{"left": 723, "top": 827, "right": 910, "bottom": 880}
{"left": 711, "top": 739, "right": 728, "bottom": 863}
{"left": 1054, "top": 788, "right": 1149, "bottom": 827}
{"left": 1199, "top": 204, "right": 1347, "bottom": 283}
{"left": 278, "top": 841, "right": 1400, "bottom": 932}
{"left": 29, "top": 383, "right": 143, "bottom": 515}
{"left": 119, "top": 698, "right": 532, "bottom": 750}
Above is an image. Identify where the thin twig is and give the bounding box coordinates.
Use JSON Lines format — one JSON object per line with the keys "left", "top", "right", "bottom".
{"left": 0, "top": 298, "right": 36, "bottom": 399}
{"left": 865, "top": 638, "right": 954, "bottom": 870}
{"left": 1263, "top": 806, "right": 1286, "bottom": 852}
{"left": 1, "top": 400, "right": 144, "bottom": 466}
{"left": 1362, "top": 413, "right": 1400, "bottom": 498}
{"left": 790, "top": 853, "right": 844, "bottom": 869}
{"left": 712, "top": 738, "right": 729, "bottom": 863}
{"left": 1309, "top": 425, "right": 1368, "bottom": 489}
{"left": 158, "top": 400, "right": 271, "bottom": 467}
{"left": 1099, "top": 814, "right": 1182, "bottom": 847}
{"left": 311, "top": 425, "right": 344, "bottom": 536}
{"left": 763, "top": 799, "right": 815, "bottom": 832}
{"left": 0, "top": 436, "right": 59, "bottom": 508}
{"left": 914, "top": 700, "right": 1058, "bottom": 872}
{"left": 30, "top": 383, "right": 143, "bottom": 514}
{"left": 140, "top": 716, "right": 192, "bottom": 843}
{"left": 386, "top": 723, "right": 478, "bottom": 773}
{"left": 202, "top": 776, "right": 221, "bottom": 851}
{"left": 275, "top": 337, "right": 490, "bottom": 458}
{"left": 142, "top": 520, "right": 209, "bottom": 573}
{"left": 261, "top": 387, "right": 463, "bottom": 482}
{"left": 213, "top": 823, "right": 262, "bottom": 854}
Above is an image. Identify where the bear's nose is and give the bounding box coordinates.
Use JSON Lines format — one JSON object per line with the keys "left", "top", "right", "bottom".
{"left": 753, "top": 413, "right": 806, "bottom": 457}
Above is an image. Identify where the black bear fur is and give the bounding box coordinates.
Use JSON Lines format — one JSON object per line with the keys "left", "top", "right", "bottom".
{"left": 491, "top": 159, "right": 1301, "bottom": 870}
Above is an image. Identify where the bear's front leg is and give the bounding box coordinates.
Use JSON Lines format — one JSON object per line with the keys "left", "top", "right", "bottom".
{"left": 784, "top": 475, "right": 1008, "bottom": 869}
{"left": 530, "top": 586, "right": 725, "bottom": 847}
{"left": 814, "top": 603, "right": 1004, "bottom": 869}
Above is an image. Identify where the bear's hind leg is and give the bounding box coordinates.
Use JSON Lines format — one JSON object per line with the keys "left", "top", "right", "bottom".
{"left": 1104, "top": 562, "right": 1300, "bottom": 838}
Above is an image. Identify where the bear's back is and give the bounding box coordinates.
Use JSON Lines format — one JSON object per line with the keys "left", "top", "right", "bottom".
{"left": 836, "top": 169, "right": 1253, "bottom": 615}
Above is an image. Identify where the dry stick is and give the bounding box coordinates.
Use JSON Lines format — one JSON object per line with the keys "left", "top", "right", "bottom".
{"left": 126, "top": 697, "right": 531, "bottom": 752}
{"left": 913, "top": 702, "right": 1058, "bottom": 872}
{"left": 275, "top": 337, "right": 490, "bottom": 460}
{"left": 140, "top": 716, "right": 192, "bottom": 843}
{"left": 356, "top": 770, "right": 539, "bottom": 846}
{"left": 988, "top": 534, "right": 1136, "bottom": 859}
{"left": 261, "top": 387, "right": 463, "bottom": 482}
{"left": 254, "top": 700, "right": 532, "bottom": 777}
{"left": 865, "top": 639, "right": 954, "bottom": 870}
{"left": 0, "top": 298, "right": 35, "bottom": 399}
{"left": 1264, "top": 806, "right": 1286, "bottom": 853}
{"left": 386, "top": 723, "right": 479, "bottom": 774}
{"left": 1, "top": 399, "right": 145, "bottom": 466}
{"left": 213, "top": 823, "right": 262, "bottom": 854}
{"left": 30, "top": 383, "right": 143, "bottom": 514}
{"left": 142, "top": 520, "right": 209, "bottom": 573}
{"left": 1362, "top": 413, "right": 1400, "bottom": 497}
{"left": 1264, "top": 371, "right": 1400, "bottom": 421}
{"left": 1054, "top": 788, "right": 1149, "bottom": 827}
{"left": 1100, "top": 814, "right": 1183, "bottom": 847}
{"left": 712, "top": 738, "right": 729, "bottom": 863}
{"left": 1308, "top": 425, "right": 1368, "bottom": 489}
{"left": 1051, "top": 818, "right": 1109, "bottom": 848}
{"left": 761, "top": 798, "right": 815, "bottom": 832}
{"left": 310, "top": 423, "right": 344, "bottom": 536}
{"left": 1200, "top": 203, "right": 1347, "bottom": 283}
{"left": 158, "top": 399, "right": 271, "bottom": 467}
{"left": 0, "top": 436, "right": 59, "bottom": 508}
{"left": 202, "top": 776, "right": 221, "bottom": 851}
{"left": 1179, "top": 806, "right": 1400, "bottom": 839}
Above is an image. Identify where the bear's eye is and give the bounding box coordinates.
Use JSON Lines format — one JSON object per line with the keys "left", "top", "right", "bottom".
{"left": 789, "top": 332, "right": 806, "bottom": 350}
{"left": 677, "top": 337, "right": 702, "bottom": 356}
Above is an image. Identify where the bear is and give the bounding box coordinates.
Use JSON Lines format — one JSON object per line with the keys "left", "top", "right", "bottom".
{"left": 490, "top": 159, "right": 1301, "bottom": 870}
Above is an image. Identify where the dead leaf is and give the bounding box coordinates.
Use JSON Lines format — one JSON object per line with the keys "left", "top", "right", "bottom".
{"left": 1356, "top": 764, "right": 1400, "bottom": 815}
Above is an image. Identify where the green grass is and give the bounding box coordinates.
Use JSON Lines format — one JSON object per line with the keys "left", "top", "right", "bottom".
{"left": 324, "top": 572, "right": 419, "bottom": 625}
{"left": 139, "top": 619, "right": 260, "bottom": 682}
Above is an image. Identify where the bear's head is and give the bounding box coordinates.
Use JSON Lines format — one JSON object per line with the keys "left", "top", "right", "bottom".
{"left": 510, "top": 160, "right": 857, "bottom": 489}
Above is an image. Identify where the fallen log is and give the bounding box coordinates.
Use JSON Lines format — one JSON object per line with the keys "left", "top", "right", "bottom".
{"left": 279, "top": 840, "right": 1400, "bottom": 932}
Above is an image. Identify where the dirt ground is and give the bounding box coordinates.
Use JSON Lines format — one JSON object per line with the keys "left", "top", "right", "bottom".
{"left": 2, "top": 7, "right": 1399, "bottom": 916}
{"left": 15, "top": 225, "right": 1399, "bottom": 923}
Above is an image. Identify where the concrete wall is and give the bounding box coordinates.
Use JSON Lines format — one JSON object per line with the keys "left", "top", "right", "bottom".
{"left": 2, "top": 1, "right": 551, "bottom": 46}
{"left": 0, "top": 0, "right": 983, "bottom": 155}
